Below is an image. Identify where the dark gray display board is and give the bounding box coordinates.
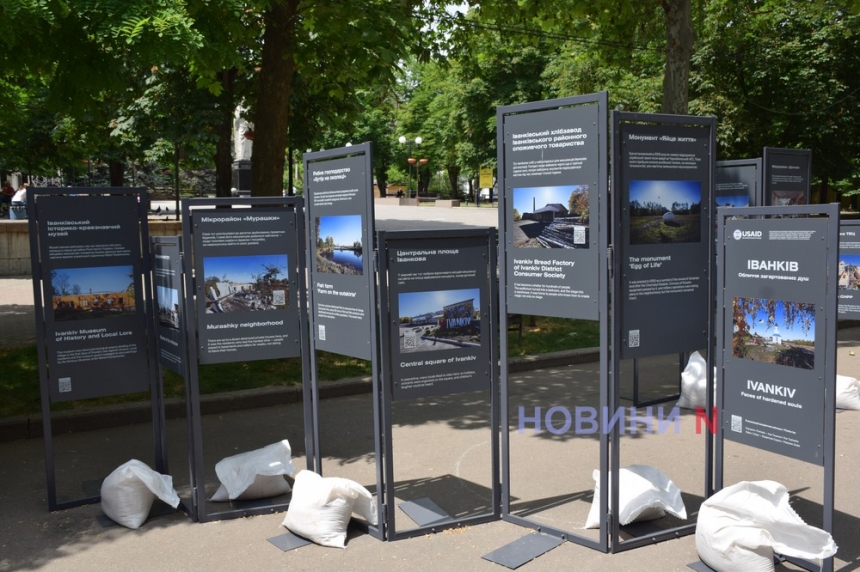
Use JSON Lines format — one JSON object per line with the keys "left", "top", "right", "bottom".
{"left": 28, "top": 187, "right": 164, "bottom": 512}
{"left": 614, "top": 114, "right": 715, "bottom": 359}
{"left": 721, "top": 215, "right": 835, "bottom": 463}
{"left": 377, "top": 228, "right": 500, "bottom": 541}
{"left": 381, "top": 234, "right": 494, "bottom": 401}
{"left": 191, "top": 208, "right": 302, "bottom": 364}
{"left": 181, "top": 196, "right": 313, "bottom": 524}
{"left": 715, "top": 204, "right": 837, "bottom": 572}
{"left": 763, "top": 147, "right": 811, "bottom": 207}
{"left": 500, "top": 102, "right": 602, "bottom": 319}
{"left": 496, "top": 93, "right": 610, "bottom": 556}
{"left": 36, "top": 194, "right": 151, "bottom": 401}
{"left": 716, "top": 158, "right": 761, "bottom": 208}
{"left": 838, "top": 221, "right": 860, "bottom": 321}
{"left": 152, "top": 237, "right": 186, "bottom": 375}
{"left": 304, "top": 144, "right": 375, "bottom": 361}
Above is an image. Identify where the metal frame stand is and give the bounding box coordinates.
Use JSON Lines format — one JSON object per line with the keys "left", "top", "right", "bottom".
{"left": 376, "top": 228, "right": 501, "bottom": 541}
{"left": 180, "top": 196, "right": 313, "bottom": 523}
{"left": 28, "top": 187, "right": 165, "bottom": 511}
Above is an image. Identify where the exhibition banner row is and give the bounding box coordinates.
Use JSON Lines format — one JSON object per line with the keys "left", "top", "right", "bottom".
{"left": 24, "top": 93, "right": 838, "bottom": 568}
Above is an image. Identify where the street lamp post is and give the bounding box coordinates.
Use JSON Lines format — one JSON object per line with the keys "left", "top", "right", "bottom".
{"left": 398, "top": 135, "right": 422, "bottom": 199}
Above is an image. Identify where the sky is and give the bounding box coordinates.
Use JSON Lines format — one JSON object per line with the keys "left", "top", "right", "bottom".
{"left": 204, "top": 254, "right": 287, "bottom": 283}
{"left": 715, "top": 194, "right": 749, "bottom": 208}
{"left": 399, "top": 288, "right": 480, "bottom": 318}
{"left": 318, "top": 215, "right": 362, "bottom": 246}
{"left": 841, "top": 254, "right": 860, "bottom": 268}
{"left": 54, "top": 265, "right": 133, "bottom": 294}
{"left": 512, "top": 186, "right": 579, "bottom": 215}
{"left": 741, "top": 299, "right": 815, "bottom": 341}
{"left": 629, "top": 180, "right": 701, "bottom": 209}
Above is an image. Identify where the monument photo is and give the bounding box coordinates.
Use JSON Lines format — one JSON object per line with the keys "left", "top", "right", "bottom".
{"left": 628, "top": 180, "right": 702, "bottom": 244}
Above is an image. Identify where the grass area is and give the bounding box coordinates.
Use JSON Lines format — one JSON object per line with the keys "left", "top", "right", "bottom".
{"left": 0, "top": 316, "right": 599, "bottom": 418}
{"left": 507, "top": 316, "right": 600, "bottom": 356}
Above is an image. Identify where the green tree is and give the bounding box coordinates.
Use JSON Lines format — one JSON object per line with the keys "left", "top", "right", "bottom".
{"left": 692, "top": 0, "right": 860, "bottom": 203}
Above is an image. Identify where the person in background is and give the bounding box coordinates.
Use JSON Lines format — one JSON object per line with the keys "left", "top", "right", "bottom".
{"left": 9, "top": 184, "right": 27, "bottom": 219}
{"left": 0, "top": 182, "right": 14, "bottom": 216}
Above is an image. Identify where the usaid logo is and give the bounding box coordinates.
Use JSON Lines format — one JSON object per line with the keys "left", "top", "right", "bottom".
{"left": 733, "top": 229, "right": 762, "bottom": 240}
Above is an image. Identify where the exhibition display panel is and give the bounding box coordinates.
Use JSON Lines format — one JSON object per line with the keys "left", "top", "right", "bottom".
{"left": 28, "top": 187, "right": 165, "bottom": 511}
{"left": 180, "top": 196, "right": 312, "bottom": 523}
{"left": 715, "top": 203, "right": 838, "bottom": 572}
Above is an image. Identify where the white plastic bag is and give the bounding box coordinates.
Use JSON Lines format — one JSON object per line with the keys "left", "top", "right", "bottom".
{"left": 100, "top": 459, "right": 180, "bottom": 529}
{"left": 585, "top": 464, "right": 687, "bottom": 529}
{"left": 676, "top": 351, "right": 711, "bottom": 410}
{"left": 210, "top": 475, "right": 291, "bottom": 502}
{"left": 213, "top": 439, "right": 295, "bottom": 501}
{"left": 282, "top": 470, "right": 378, "bottom": 548}
{"left": 836, "top": 374, "right": 860, "bottom": 410}
{"left": 696, "top": 480, "right": 837, "bottom": 572}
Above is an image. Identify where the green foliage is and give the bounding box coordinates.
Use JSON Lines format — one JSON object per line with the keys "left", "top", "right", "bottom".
{"left": 692, "top": 0, "right": 860, "bottom": 192}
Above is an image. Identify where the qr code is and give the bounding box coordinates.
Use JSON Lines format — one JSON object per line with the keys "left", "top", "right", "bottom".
{"left": 731, "top": 415, "right": 743, "bottom": 433}
{"left": 403, "top": 330, "right": 417, "bottom": 349}
{"left": 573, "top": 226, "right": 586, "bottom": 244}
{"left": 272, "top": 289, "right": 286, "bottom": 306}
{"left": 59, "top": 377, "right": 72, "bottom": 393}
{"left": 318, "top": 324, "right": 326, "bottom": 341}
{"left": 628, "top": 330, "right": 640, "bottom": 348}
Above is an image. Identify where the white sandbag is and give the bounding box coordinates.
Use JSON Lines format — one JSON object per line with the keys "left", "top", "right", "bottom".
{"left": 696, "top": 480, "right": 837, "bottom": 572}
{"left": 214, "top": 439, "right": 295, "bottom": 500}
{"left": 100, "top": 459, "right": 180, "bottom": 529}
{"left": 282, "top": 470, "right": 378, "bottom": 548}
{"left": 836, "top": 374, "right": 860, "bottom": 410}
{"left": 676, "top": 351, "right": 710, "bottom": 410}
{"left": 585, "top": 464, "right": 687, "bottom": 529}
{"left": 210, "top": 474, "right": 291, "bottom": 502}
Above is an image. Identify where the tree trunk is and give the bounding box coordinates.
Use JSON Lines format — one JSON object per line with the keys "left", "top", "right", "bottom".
{"left": 661, "top": 0, "right": 695, "bottom": 115}
{"left": 375, "top": 168, "right": 388, "bottom": 198}
{"left": 446, "top": 165, "right": 460, "bottom": 198}
{"left": 108, "top": 159, "right": 124, "bottom": 186}
{"left": 214, "top": 69, "right": 237, "bottom": 198}
{"left": 418, "top": 168, "right": 430, "bottom": 195}
{"left": 252, "top": 0, "right": 300, "bottom": 196}
{"left": 819, "top": 174, "right": 828, "bottom": 205}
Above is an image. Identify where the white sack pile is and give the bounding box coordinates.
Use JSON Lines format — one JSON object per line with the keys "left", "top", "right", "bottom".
{"left": 585, "top": 464, "right": 687, "bottom": 529}
{"left": 696, "top": 480, "right": 836, "bottom": 571}
{"left": 211, "top": 439, "right": 295, "bottom": 502}
{"left": 282, "top": 470, "right": 377, "bottom": 548}
{"left": 100, "top": 459, "right": 180, "bottom": 529}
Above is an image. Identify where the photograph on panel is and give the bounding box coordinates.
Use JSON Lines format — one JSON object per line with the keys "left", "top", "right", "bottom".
{"left": 156, "top": 285, "right": 181, "bottom": 329}
{"left": 715, "top": 191, "right": 750, "bottom": 208}
{"left": 202, "top": 254, "right": 289, "bottom": 313}
{"left": 838, "top": 255, "right": 860, "bottom": 290}
{"left": 732, "top": 297, "right": 815, "bottom": 370}
{"left": 51, "top": 265, "right": 136, "bottom": 321}
{"left": 512, "top": 185, "right": 589, "bottom": 249}
{"left": 771, "top": 190, "right": 806, "bottom": 206}
{"left": 315, "top": 215, "right": 364, "bottom": 275}
{"left": 398, "top": 289, "right": 481, "bottom": 353}
{"left": 628, "top": 180, "right": 702, "bottom": 244}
